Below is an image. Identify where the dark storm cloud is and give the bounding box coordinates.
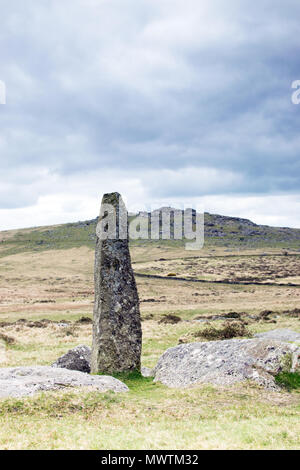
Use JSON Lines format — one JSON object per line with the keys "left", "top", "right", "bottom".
{"left": 0, "top": 0, "right": 300, "bottom": 209}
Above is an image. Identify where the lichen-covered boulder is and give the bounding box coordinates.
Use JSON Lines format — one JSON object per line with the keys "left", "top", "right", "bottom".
{"left": 0, "top": 366, "right": 128, "bottom": 398}
{"left": 52, "top": 345, "right": 91, "bottom": 373}
{"left": 153, "top": 338, "right": 300, "bottom": 390}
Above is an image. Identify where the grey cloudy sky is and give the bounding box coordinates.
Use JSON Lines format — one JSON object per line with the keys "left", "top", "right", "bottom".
{"left": 0, "top": 0, "right": 300, "bottom": 230}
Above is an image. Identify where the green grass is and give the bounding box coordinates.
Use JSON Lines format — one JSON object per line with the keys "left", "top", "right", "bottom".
{"left": 97, "top": 370, "right": 156, "bottom": 396}
{"left": 0, "top": 390, "right": 121, "bottom": 418}
{"left": 275, "top": 372, "right": 300, "bottom": 391}
{"left": 0, "top": 381, "right": 299, "bottom": 449}
{"left": 110, "top": 371, "right": 155, "bottom": 394}
{"left": 0, "top": 319, "right": 299, "bottom": 448}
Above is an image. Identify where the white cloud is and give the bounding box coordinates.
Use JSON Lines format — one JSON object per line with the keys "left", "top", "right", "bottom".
{"left": 0, "top": 166, "right": 299, "bottom": 230}
{"left": 200, "top": 193, "right": 300, "bottom": 228}
{"left": 0, "top": 1, "right": 300, "bottom": 230}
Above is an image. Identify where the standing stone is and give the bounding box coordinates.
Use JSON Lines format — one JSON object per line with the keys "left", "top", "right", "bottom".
{"left": 91, "top": 192, "right": 142, "bottom": 374}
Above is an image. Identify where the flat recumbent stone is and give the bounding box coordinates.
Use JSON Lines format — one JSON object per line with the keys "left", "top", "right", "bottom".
{"left": 0, "top": 366, "right": 128, "bottom": 398}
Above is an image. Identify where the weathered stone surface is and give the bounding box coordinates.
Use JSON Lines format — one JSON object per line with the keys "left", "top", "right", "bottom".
{"left": 0, "top": 342, "right": 6, "bottom": 365}
{"left": 153, "top": 338, "right": 300, "bottom": 389}
{"left": 141, "top": 366, "right": 154, "bottom": 378}
{"left": 254, "top": 329, "right": 300, "bottom": 344}
{"left": 52, "top": 345, "right": 91, "bottom": 373}
{"left": 91, "top": 192, "right": 142, "bottom": 374}
{"left": 0, "top": 366, "right": 128, "bottom": 398}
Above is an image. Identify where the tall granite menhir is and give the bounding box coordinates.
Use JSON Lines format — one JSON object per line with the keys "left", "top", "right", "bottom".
{"left": 91, "top": 193, "right": 142, "bottom": 374}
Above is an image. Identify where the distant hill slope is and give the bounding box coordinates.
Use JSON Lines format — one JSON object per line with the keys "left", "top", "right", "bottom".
{"left": 0, "top": 210, "right": 299, "bottom": 258}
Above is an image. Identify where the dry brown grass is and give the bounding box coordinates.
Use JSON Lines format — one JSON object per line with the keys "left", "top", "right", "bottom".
{"left": 135, "top": 252, "right": 300, "bottom": 284}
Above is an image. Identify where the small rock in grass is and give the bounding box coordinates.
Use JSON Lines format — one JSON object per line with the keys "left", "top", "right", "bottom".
{"left": 141, "top": 366, "right": 154, "bottom": 377}
{"left": 52, "top": 345, "right": 91, "bottom": 373}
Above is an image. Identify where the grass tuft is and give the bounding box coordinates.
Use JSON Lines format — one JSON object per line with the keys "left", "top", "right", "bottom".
{"left": 196, "top": 321, "right": 252, "bottom": 341}
{"left": 0, "top": 390, "right": 121, "bottom": 418}
{"left": 275, "top": 372, "right": 300, "bottom": 391}
{"left": 0, "top": 333, "right": 16, "bottom": 345}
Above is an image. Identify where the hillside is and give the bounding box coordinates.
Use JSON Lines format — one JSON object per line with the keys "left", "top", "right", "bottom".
{"left": 0, "top": 210, "right": 299, "bottom": 259}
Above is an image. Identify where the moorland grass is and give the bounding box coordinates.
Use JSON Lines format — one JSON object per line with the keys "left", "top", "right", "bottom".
{"left": 0, "top": 233, "right": 300, "bottom": 449}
